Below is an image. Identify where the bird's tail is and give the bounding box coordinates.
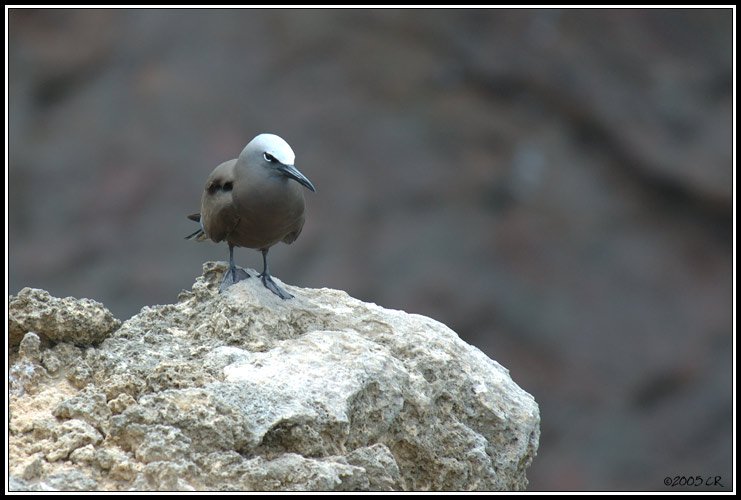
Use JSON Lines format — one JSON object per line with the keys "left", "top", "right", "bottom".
{"left": 185, "top": 213, "right": 209, "bottom": 241}
{"left": 184, "top": 228, "right": 207, "bottom": 241}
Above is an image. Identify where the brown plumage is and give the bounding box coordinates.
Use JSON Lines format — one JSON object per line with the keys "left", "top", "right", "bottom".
{"left": 186, "top": 134, "right": 315, "bottom": 299}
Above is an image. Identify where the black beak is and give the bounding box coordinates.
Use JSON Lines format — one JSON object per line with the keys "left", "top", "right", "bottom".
{"left": 278, "top": 163, "right": 316, "bottom": 192}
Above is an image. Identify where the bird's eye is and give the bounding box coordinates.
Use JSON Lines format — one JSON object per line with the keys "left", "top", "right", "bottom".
{"left": 264, "top": 153, "right": 276, "bottom": 163}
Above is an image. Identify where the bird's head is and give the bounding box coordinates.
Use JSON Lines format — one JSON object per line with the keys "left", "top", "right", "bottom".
{"left": 241, "top": 133, "right": 316, "bottom": 192}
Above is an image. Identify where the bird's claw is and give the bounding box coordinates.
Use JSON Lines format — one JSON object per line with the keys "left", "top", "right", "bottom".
{"left": 259, "top": 273, "right": 294, "bottom": 300}
{"left": 219, "top": 267, "right": 250, "bottom": 293}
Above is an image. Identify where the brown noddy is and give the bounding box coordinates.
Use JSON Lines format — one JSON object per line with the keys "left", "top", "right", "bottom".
{"left": 186, "top": 133, "right": 316, "bottom": 299}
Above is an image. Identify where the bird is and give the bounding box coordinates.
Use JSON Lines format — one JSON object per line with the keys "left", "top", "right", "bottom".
{"left": 186, "top": 133, "right": 316, "bottom": 299}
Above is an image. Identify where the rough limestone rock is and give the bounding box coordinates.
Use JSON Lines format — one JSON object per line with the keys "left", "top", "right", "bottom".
{"left": 8, "top": 287, "right": 121, "bottom": 348}
{"left": 8, "top": 262, "right": 540, "bottom": 491}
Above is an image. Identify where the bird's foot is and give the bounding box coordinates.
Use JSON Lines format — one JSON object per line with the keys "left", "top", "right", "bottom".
{"left": 219, "top": 267, "right": 250, "bottom": 293}
{"left": 259, "top": 273, "right": 294, "bottom": 300}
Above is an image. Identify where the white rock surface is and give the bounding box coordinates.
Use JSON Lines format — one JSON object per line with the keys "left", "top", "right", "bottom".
{"left": 8, "top": 262, "right": 540, "bottom": 491}
{"left": 8, "top": 287, "right": 120, "bottom": 347}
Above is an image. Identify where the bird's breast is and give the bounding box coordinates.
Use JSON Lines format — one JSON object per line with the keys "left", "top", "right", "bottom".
{"left": 228, "top": 178, "right": 306, "bottom": 249}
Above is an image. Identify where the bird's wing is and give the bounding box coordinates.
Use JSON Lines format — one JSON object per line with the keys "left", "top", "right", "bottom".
{"left": 202, "top": 204, "right": 240, "bottom": 243}
{"left": 200, "top": 159, "right": 240, "bottom": 243}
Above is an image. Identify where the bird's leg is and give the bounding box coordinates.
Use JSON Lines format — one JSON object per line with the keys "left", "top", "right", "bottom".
{"left": 219, "top": 243, "right": 250, "bottom": 293}
{"left": 228, "top": 244, "right": 237, "bottom": 282}
{"left": 258, "top": 248, "right": 293, "bottom": 300}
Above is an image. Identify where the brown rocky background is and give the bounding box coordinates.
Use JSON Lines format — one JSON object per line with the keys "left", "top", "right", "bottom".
{"left": 8, "top": 8, "right": 733, "bottom": 491}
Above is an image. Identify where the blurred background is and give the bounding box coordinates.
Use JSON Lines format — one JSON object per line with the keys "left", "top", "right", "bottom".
{"left": 8, "top": 8, "right": 733, "bottom": 491}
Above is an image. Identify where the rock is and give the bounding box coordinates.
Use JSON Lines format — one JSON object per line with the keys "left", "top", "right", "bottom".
{"left": 9, "top": 356, "right": 46, "bottom": 396}
{"left": 44, "top": 469, "right": 99, "bottom": 491}
{"left": 97, "top": 448, "right": 138, "bottom": 482}
{"left": 69, "top": 444, "right": 97, "bottom": 466}
{"left": 345, "top": 443, "right": 401, "bottom": 491}
{"left": 45, "top": 419, "right": 102, "bottom": 462}
{"left": 19, "top": 331, "right": 41, "bottom": 360}
{"left": 8, "top": 264, "right": 540, "bottom": 491}
{"left": 8, "top": 287, "right": 120, "bottom": 347}
{"left": 107, "top": 393, "right": 136, "bottom": 414}
{"left": 52, "top": 387, "right": 112, "bottom": 434}
{"left": 20, "top": 453, "right": 47, "bottom": 480}
{"left": 237, "top": 453, "right": 367, "bottom": 491}
{"left": 8, "top": 477, "right": 34, "bottom": 492}
{"left": 132, "top": 460, "right": 199, "bottom": 491}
